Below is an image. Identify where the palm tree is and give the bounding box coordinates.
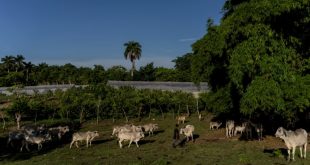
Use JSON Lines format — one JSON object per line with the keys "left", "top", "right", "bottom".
{"left": 14, "top": 55, "right": 25, "bottom": 72}
{"left": 124, "top": 41, "right": 142, "bottom": 77}
{"left": 1, "top": 55, "right": 15, "bottom": 73}
{"left": 23, "top": 61, "right": 33, "bottom": 83}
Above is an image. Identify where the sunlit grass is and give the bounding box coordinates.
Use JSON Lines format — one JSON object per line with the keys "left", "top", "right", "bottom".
{"left": 0, "top": 114, "right": 309, "bottom": 165}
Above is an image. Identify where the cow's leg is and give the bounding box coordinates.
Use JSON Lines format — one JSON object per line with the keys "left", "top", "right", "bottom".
{"left": 20, "top": 141, "right": 25, "bottom": 152}
{"left": 119, "top": 139, "right": 123, "bottom": 148}
{"left": 7, "top": 138, "right": 11, "bottom": 148}
{"left": 70, "top": 140, "right": 75, "bottom": 149}
{"left": 25, "top": 142, "right": 30, "bottom": 151}
{"left": 86, "top": 138, "right": 89, "bottom": 148}
{"left": 304, "top": 143, "right": 307, "bottom": 158}
{"left": 128, "top": 139, "right": 133, "bottom": 148}
{"left": 292, "top": 147, "right": 296, "bottom": 161}
{"left": 287, "top": 149, "right": 291, "bottom": 161}
{"left": 135, "top": 141, "right": 139, "bottom": 148}
{"left": 75, "top": 141, "right": 79, "bottom": 148}
{"left": 38, "top": 143, "right": 42, "bottom": 150}
{"left": 299, "top": 146, "right": 303, "bottom": 158}
{"left": 226, "top": 128, "right": 229, "bottom": 137}
{"left": 90, "top": 137, "right": 94, "bottom": 147}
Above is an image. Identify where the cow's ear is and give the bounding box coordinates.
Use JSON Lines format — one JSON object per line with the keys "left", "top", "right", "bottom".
{"left": 283, "top": 129, "right": 287, "bottom": 136}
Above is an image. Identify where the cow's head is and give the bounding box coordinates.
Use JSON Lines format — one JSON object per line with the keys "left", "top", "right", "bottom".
{"left": 179, "top": 128, "right": 185, "bottom": 135}
{"left": 275, "top": 127, "right": 285, "bottom": 138}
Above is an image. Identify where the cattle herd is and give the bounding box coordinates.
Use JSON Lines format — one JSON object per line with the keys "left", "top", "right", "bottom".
{"left": 3, "top": 115, "right": 309, "bottom": 162}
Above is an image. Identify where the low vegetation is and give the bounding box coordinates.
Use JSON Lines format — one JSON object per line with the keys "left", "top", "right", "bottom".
{"left": 0, "top": 114, "right": 309, "bottom": 165}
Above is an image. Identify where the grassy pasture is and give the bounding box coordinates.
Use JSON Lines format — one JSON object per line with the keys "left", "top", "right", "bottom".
{"left": 0, "top": 114, "right": 309, "bottom": 165}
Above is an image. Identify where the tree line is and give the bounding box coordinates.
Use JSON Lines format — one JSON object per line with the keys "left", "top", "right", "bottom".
{"left": 1, "top": 0, "right": 309, "bottom": 130}
{"left": 0, "top": 54, "right": 192, "bottom": 87}
{"left": 0, "top": 84, "right": 202, "bottom": 125}
{"left": 191, "top": 0, "right": 310, "bottom": 129}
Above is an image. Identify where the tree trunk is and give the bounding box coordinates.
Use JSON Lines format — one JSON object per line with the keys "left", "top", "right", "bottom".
{"left": 186, "top": 104, "right": 190, "bottom": 117}
{"left": 26, "top": 69, "right": 29, "bottom": 82}
{"left": 15, "top": 112, "right": 21, "bottom": 130}
{"left": 96, "top": 100, "right": 100, "bottom": 125}
{"left": 0, "top": 113, "right": 6, "bottom": 130}
{"left": 177, "top": 104, "right": 180, "bottom": 116}
{"left": 2, "top": 117, "right": 5, "bottom": 130}
{"left": 196, "top": 99, "right": 200, "bottom": 116}
{"left": 172, "top": 108, "right": 175, "bottom": 120}
{"left": 138, "top": 106, "right": 142, "bottom": 122}
{"left": 52, "top": 108, "right": 56, "bottom": 122}
{"left": 131, "top": 60, "right": 135, "bottom": 77}
{"left": 159, "top": 105, "right": 164, "bottom": 119}
{"left": 34, "top": 110, "right": 37, "bottom": 125}
{"left": 66, "top": 110, "right": 69, "bottom": 120}
{"left": 80, "top": 107, "right": 84, "bottom": 124}
{"left": 121, "top": 107, "right": 128, "bottom": 123}
{"left": 148, "top": 104, "right": 152, "bottom": 119}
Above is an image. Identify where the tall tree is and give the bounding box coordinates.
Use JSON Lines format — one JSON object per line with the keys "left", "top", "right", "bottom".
{"left": 191, "top": 0, "right": 310, "bottom": 126}
{"left": 124, "top": 41, "right": 142, "bottom": 77}
{"left": 14, "top": 55, "right": 25, "bottom": 72}
{"left": 23, "top": 61, "right": 33, "bottom": 83}
{"left": 1, "top": 55, "right": 15, "bottom": 73}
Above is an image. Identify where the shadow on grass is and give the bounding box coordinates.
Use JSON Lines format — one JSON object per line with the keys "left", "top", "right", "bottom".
{"left": 153, "top": 130, "right": 165, "bottom": 136}
{"left": 263, "top": 148, "right": 287, "bottom": 158}
{"left": 0, "top": 120, "right": 81, "bottom": 162}
{"left": 139, "top": 139, "right": 156, "bottom": 145}
{"left": 92, "top": 138, "right": 114, "bottom": 145}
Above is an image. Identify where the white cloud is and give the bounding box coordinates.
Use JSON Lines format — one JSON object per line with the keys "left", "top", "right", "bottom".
{"left": 31, "top": 56, "right": 175, "bottom": 69}
{"left": 178, "top": 38, "right": 196, "bottom": 42}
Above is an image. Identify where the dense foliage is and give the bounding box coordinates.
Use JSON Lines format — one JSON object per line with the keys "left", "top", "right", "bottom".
{"left": 0, "top": 84, "right": 201, "bottom": 123}
{"left": 0, "top": 54, "right": 192, "bottom": 87}
{"left": 191, "top": 0, "right": 310, "bottom": 127}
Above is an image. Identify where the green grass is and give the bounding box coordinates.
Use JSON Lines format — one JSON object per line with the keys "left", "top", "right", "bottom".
{"left": 0, "top": 115, "right": 309, "bottom": 165}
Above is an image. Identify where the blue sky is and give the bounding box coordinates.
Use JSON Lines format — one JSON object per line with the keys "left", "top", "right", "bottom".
{"left": 0, "top": 0, "right": 225, "bottom": 69}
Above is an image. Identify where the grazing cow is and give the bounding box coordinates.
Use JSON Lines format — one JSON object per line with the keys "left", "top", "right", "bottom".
{"left": 242, "top": 122, "right": 252, "bottom": 139}
{"left": 210, "top": 121, "right": 222, "bottom": 130}
{"left": 198, "top": 114, "right": 203, "bottom": 121}
{"left": 70, "top": 131, "right": 99, "bottom": 149}
{"left": 112, "top": 124, "right": 142, "bottom": 137}
{"left": 176, "top": 115, "right": 186, "bottom": 124}
{"left": 112, "top": 124, "right": 132, "bottom": 136}
{"left": 252, "top": 123, "right": 263, "bottom": 141}
{"left": 275, "top": 127, "right": 308, "bottom": 161}
{"left": 234, "top": 125, "right": 246, "bottom": 136}
{"left": 226, "top": 120, "right": 234, "bottom": 138}
{"left": 22, "top": 133, "right": 51, "bottom": 151}
{"left": 180, "top": 125, "right": 195, "bottom": 142}
{"left": 7, "top": 130, "right": 27, "bottom": 151}
{"left": 48, "top": 126, "right": 70, "bottom": 140}
{"left": 117, "top": 131, "right": 144, "bottom": 148}
{"left": 21, "top": 124, "right": 46, "bottom": 136}
{"left": 142, "top": 123, "right": 159, "bottom": 136}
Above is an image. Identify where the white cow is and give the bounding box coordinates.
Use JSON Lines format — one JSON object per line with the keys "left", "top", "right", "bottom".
{"left": 112, "top": 124, "right": 142, "bottom": 137}
{"left": 210, "top": 121, "right": 222, "bottom": 130}
{"left": 142, "top": 123, "right": 159, "bottom": 136}
{"left": 275, "top": 127, "right": 308, "bottom": 161}
{"left": 234, "top": 125, "right": 246, "bottom": 136}
{"left": 180, "top": 125, "right": 195, "bottom": 142}
{"left": 22, "top": 133, "right": 51, "bottom": 151}
{"left": 49, "top": 126, "right": 70, "bottom": 140}
{"left": 117, "top": 131, "right": 144, "bottom": 148}
{"left": 70, "top": 131, "right": 99, "bottom": 148}
{"left": 226, "top": 120, "right": 234, "bottom": 138}
{"left": 251, "top": 123, "right": 263, "bottom": 141}
{"left": 176, "top": 115, "right": 186, "bottom": 124}
{"left": 7, "top": 130, "right": 27, "bottom": 151}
